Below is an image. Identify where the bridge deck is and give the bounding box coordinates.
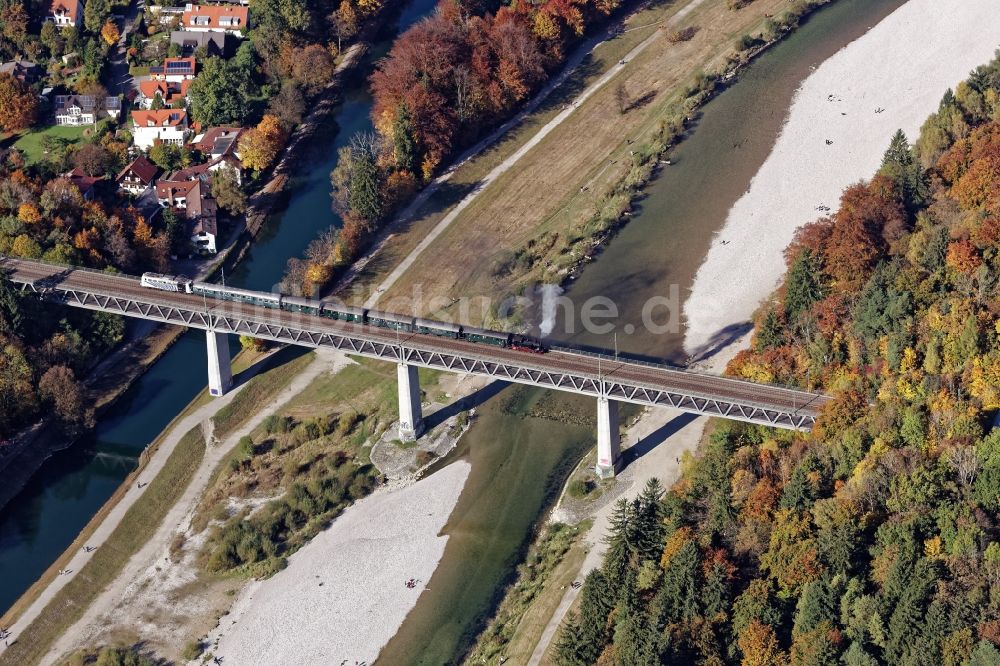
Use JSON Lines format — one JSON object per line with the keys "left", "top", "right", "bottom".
{"left": 1, "top": 257, "right": 830, "bottom": 427}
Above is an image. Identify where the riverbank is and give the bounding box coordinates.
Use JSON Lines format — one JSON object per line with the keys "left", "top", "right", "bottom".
{"left": 206, "top": 461, "right": 471, "bottom": 665}
{"left": 0, "top": 323, "right": 178, "bottom": 512}
{"left": 683, "top": 0, "right": 1000, "bottom": 356}
{"left": 351, "top": 0, "right": 833, "bottom": 316}
{"left": 524, "top": 340, "right": 742, "bottom": 664}
{"left": 0, "top": 349, "right": 325, "bottom": 665}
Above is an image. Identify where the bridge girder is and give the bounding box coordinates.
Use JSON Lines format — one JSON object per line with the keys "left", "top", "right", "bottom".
{"left": 15, "top": 280, "right": 817, "bottom": 431}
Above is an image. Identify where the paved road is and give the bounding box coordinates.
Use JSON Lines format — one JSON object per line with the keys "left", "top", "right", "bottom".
{"left": 2, "top": 257, "right": 829, "bottom": 420}
{"left": 106, "top": 0, "right": 144, "bottom": 98}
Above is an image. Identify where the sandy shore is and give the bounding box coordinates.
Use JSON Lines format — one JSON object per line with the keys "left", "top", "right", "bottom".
{"left": 683, "top": 0, "right": 1000, "bottom": 355}
{"left": 35, "top": 351, "right": 354, "bottom": 664}
{"left": 207, "top": 460, "right": 471, "bottom": 666}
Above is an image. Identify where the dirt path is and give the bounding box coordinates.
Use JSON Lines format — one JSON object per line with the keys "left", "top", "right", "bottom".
{"left": 3, "top": 351, "right": 349, "bottom": 664}
{"left": 40, "top": 350, "right": 352, "bottom": 664}
{"left": 0, "top": 347, "right": 272, "bottom": 659}
{"left": 339, "top": 0, "right": 708, "bottom": 307}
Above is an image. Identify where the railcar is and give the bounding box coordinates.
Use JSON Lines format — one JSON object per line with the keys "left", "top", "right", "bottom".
{"left": 367, "top": 309, "right": 415, "bottom": 332}
{"left": 319, "top": 302, "right": 367, "bottom": 323}
{"left": 140, "top": 272, "right": 194, "bottom": 293}
{"left": 459, "top": 325, "right": 510, "bottom": 348}
{"left": 415, "top": 318, "right": 461, "bottom": 338}
{"left": 283, "top": 295, "right": 321, "bottom": 315}
{"left": 192, "top": 282, "right": 283, "bottom": 308}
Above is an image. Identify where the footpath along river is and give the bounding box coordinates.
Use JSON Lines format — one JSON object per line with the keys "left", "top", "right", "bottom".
{"left": 376, "top": 0, "right": 909, "bottom": 663}
{"left": 0, "top": 0, "right": 438, "bottom": 615}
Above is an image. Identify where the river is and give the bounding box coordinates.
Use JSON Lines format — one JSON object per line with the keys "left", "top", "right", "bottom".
{"left": 0, "top": 0, "right": 438, "bottom": 616}
{"left": 378, "top": 0, "right": 908, "bottom": 663}
{"left": 0, "top": 0, "right": 909, "bottom": 657}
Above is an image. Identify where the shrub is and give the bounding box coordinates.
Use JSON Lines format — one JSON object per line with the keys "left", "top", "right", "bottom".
{"left": 568, "top": 479, "right": 593, "bottom": 498}
{"left": 238, "top": 435, "right": 255, "bottom": 458}
{"left": 336, "top": 412, "right": 360, "bottom": 436}
{"left": 666, "top": 26, "right": 699, "bottom": 43}
{"left": 181, "top": 640, "right": 204, "bottom": 661}
{"left": 264, "top": 414, "right": 292, "bottom": 434}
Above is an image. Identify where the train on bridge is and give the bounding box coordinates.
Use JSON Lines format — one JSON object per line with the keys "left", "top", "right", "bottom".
{"left": 140, "top": 273, "right": 549, "bottom": 354}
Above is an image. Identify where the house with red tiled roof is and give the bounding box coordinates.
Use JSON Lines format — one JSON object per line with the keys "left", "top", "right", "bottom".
{"left": 65, "top": 168, "right": 102, "bottom": 200}
{"left": 181, "top": 4, "right": 249, "bottom": 34}
{"left": 46, "top": 0, "right": 82, "bottom": 27}
{"left": 156, "top": 178, "right": 219, "bottom": 254}
{"left": 137, "top": 79, "right": 191, "bottom": 110}
{"left": 117, "top": 156, "right": 160, "bottom": 195}
{"left": 131, "top": 109, "right": 189, "bottom": 150}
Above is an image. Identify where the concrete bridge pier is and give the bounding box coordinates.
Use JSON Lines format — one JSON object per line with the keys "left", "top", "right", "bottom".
{"left": 207, "top": 330, "right": 233, "bottom": 397}
{"left": 596, "top": 396, "right": 621, "bottom": 478}
{"left": 397, "top": 362, "right": 424, "bottom": 441}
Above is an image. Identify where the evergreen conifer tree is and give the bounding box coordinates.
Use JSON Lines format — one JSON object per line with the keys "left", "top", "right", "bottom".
{"left": 603, "top": 498, "right": 634, "bottom": 581}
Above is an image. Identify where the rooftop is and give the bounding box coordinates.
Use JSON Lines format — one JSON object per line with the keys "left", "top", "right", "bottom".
{"left": 181, "top": 4, "right": 249, "bottom": 30}
{"left": 131, "top": 109, "right": 188, "bottom": 127}
{"left": 117, "top": 156, "right": 160, "bottom": 185}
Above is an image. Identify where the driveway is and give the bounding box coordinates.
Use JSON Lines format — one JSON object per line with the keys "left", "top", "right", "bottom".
{"left": 106, "top": 0, "right": 145, "bottom": 97}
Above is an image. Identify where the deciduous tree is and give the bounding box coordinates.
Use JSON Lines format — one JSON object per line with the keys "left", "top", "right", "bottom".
{"left": 0, "top": 72, "right": 37, "bottom": 131}
{"left": 239, "top": 115, "right": 287, "bottom": 172}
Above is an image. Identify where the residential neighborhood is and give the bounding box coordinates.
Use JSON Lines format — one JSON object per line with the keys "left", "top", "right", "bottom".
{"left": 0, "top": 1, "right": 270, "bottom": 262}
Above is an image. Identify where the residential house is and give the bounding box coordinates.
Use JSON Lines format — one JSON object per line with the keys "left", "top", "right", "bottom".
{"left": 46, "top": 0, "right": 82, "bottom": 27}
{"left": 54, "top": 95, "right": 122, "bottom": 126}
{"left": 131, "top": 109, "right": 189, "bottom": 150}
{"left": 148, "top": 4, "right": 185, "bottom": 26}
{"left": 170, "top": 30, "right": 227, "bottom": 56}
{"left": 148, "top": 57, "right": 196, "bottom": 82}
{"left": 66, "top": 168, "right": 101, "bottom": 200}
{"left": 170, "top": 153, "right": 242, "bottom": 186}
{"left": 137, "top": 79, "right": 191, "bottom": 109}
{"left": 116, "top": 156, "right": 160, "bottom": 195}
{"left": 181, "top": 4, "right": 249, "bottom": 34}
{"left": 0, "top": 60, "right": 41, "bottom": 85}
{"left": 192, "top": 126, "right": 244, "bottom": 159}
{"left": 156, "top": 178, "right": 219, "bottom": 253}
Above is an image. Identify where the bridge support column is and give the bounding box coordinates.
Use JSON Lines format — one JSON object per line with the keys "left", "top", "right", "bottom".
{"left": 397, "top": 362, "right": 424, "bottom": 441}
{"left": 596, "top": 397, "right": 621, "bottom": 478}
{"left": 206, "top": 330, "right": 232, "bottom": 397}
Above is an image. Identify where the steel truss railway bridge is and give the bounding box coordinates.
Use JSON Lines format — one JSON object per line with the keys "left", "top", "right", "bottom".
{"left": 2, "top": 257, "right": 830, "bottom": 476}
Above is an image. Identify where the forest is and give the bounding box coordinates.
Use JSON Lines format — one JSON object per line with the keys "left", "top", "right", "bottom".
{"left": 552, "top": 53, "right": 1000, "bottom": 666}
{"left": 284, "top": 0, "right": 628, "bottom": 295}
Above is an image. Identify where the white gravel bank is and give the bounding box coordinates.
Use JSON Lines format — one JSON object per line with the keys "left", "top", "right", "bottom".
{"left": 208, "top": 461, "right": 471, "bottom": 665}
{"left": 684, "top": 0, "right": 1000, "bottom": 356}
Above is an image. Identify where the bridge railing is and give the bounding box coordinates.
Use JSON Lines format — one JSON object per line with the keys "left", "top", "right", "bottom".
{"left": 547, "top": 344, "right": 821, "bottom": 399}
{"left": 6, "top": 256, "right": 826, "bottom": 410}
{"left": 0, "top": 253, "right": 130, "bottom": 280}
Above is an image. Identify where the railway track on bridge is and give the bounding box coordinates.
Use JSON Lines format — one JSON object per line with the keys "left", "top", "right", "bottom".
{"left": 1, "top": 256, "right": 830, "bottom": 433}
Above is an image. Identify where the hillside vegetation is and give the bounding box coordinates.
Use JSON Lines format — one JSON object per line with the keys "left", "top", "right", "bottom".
{"left": 553, "top": 52, "right": 1000, "bottom": 666}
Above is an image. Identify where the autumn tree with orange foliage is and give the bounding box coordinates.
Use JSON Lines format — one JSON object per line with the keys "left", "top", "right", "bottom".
{"left": 0, "top": 72, "right": 38, "bottom": 131}
{"left": 100, "top": 20, "right": 120, "bottom": 46}
{"left": 239, "top": 115, "right": 289, "bottom": 172}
